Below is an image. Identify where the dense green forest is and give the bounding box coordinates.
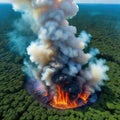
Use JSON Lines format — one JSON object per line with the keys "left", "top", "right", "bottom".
{"left": 0, "top": 4, "right": 120, "bottom": 120}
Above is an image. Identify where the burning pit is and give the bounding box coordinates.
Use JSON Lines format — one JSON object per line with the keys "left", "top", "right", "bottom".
{"left": 4, "top": 0, "right": 109, "bottom": 110}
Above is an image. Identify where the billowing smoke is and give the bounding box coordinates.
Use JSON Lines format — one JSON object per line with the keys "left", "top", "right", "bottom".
{"left": 2, "top": 0, "right": 109, "bottom": 109}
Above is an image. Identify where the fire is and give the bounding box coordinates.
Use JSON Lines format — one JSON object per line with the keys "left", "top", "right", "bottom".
{"left": 50, "top": 85, "right": 91, "bottom": 109}
{"left": 78, "top": 91, "right": 91, "bottom": 103}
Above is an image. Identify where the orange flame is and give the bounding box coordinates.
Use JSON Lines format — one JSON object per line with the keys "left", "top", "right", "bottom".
{"left": 50, "top": 85, "right": 91, "bottom": 109}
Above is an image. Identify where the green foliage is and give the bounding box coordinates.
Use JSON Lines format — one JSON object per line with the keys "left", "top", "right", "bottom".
{"left": 0, "top": 4, "right": 120, "bottom": 120}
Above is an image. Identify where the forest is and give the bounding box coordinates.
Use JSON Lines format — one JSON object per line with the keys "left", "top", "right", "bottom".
{"left": 0, "top": 4, "right": 120, "bottom": 120}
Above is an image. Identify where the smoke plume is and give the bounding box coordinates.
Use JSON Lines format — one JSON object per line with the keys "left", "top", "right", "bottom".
{"left": 2, "top": 0, "right": 109, "bottom": 109}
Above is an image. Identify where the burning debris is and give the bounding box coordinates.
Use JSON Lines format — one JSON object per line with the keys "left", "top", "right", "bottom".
{"left": 2, "top": 0, "right": 109, "bottom": 109}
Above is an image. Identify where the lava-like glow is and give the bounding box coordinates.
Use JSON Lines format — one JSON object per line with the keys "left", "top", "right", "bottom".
{"left": 4, "top": 0, "right": 109, "bottom": 110}
{"left": 50, "top": 85, "right": 90, "bottom": 109}
{"left": 78, "top": 91, "right": 91, "bottom": 103}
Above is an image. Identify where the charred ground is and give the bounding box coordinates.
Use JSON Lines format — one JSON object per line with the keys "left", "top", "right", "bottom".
{"left": 0, "top": 4, "right": 120, "bottom": 120}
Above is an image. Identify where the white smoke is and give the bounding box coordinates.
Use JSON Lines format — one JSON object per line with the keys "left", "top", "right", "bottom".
{"left": 81, "top": 59, "right": 109, "bottom": 93}
{"left": 2, "top": 0, "right": 109, "bottom": 107}
{"left": 27, "top": 41, "right": 56, "bottom": 66}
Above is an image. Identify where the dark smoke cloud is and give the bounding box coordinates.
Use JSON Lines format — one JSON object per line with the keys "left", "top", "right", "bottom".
{"left": 1, "top": 0, "right": 109, "bottom": 109}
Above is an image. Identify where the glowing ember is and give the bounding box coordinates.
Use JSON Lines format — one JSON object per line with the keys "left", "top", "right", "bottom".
{"left": 5, "top": 0, "right": 109, "bottom": 110}
{"left": 78, "top": 91, "right": 91, "bottom": 103}
{"left": 50, "top": 85, "right": 90, "bottom": 109}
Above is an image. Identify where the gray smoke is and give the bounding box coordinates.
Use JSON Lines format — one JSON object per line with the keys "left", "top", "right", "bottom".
{"left": 1, "top": 0, "right": 109, "bottom": 109}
